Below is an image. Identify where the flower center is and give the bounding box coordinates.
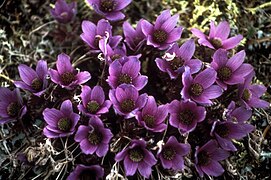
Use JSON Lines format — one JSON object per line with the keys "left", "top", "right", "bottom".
{"left": 210, "top": 38, "right": 222, "bottom": 49}
{"left": 215, "top": 124, "right": 229, "bottom": 138}
{"left": 143, "top": 114, "right": 155, "bottom": 128}
{"left": 57, "top": 117, "right": 72, "bottom": 131}
{"left": 118, "top": 74, "right": 132, "bottom": 85}
{"left": 169, "top": 57, "right": 184, "bottom": 71}
{"left": 120, "top": 99, "right": 135, "bottom": 113}
{"left": 129, "top": 148, "right": 144, "bottom": 162}
{"left": 162, "top": 147, "right": 176, "bottom": 160}
{"left": 197, "top": 150, "right": 211, "bottom": 166}
{"left": 190, "top": 83, "right": 204, "bottom": 96}
{"left": 7, "top": 102, "right": 19, "bottom": 117}
{"left": 218, "top": 66, "right": 232, "bottom": 81}
{"left": 111, "top": 54, "right": 122, "bottom": 61}
{"left": 153, "top": 29, "right": 168, "bottom": 43}
{"left": 79, "top": 170, "right": 97, "bottom": 180}
{"left": 100, "top": 0, "right": 116, "bottom": 12}
{"left": 86, "top": 101, "right": 100, "bottom": 114}
{"left": 179, "top": 110, "right": 195, "bottom": 125}
{"left": 31, "top": 78, "right": 43, "bottom": 91}
{"left": 88, "top": 130, "right": 103, "bottom": 145}
{"left": 60, "top": 72, "right": 75, "bottom": 85}
{"left": 242, "top": 89, "right": 251, "bottom": 102}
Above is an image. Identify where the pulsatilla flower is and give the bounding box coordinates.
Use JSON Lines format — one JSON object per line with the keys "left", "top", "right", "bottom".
{"left": 107, "top": 57, "right": 148, "bottom": 90}
{"left": 14, "top": 60, "right": 48, "bottom": 97}
{"left": 115, "top": 139, "right": 157, "bottom": 178}
{"left": 238, "top": 71, "right": 269, "bottom": 109}
{"left": 141, "top": 10, "right": 183, "bottom": 50}
{"left": 78, "top": 85, "right": 111, "bottom": 117}
{"left": 49, "top": 53, "right": 91, "bottom": 90}
{"left": 109, "top": 85, "right": 147, "bottom": 118}
{"left": 43, "top": 100, "right": 80, "bottom": 138}
{"left": 67, "top": 164, "right": 104, "bottom": 180}
{"left": 155, "top": 40, "right": 202, "bottom": 79}
{"left": 123, "top": 19, "right": 146, "bottom": 52}
{"left": 181, "top": 67, "right": 223, "bottom": 105}
{"left": 81, "top": 19, "right": 122, "bottom": 53}
{"left": 0, "top": 88, "right": 26, "bottom": 124}
{"left": 87, "top": 0, "right": 132, "bottom": 21}
{"left": 211, "top": 49, "right": 253, "bottom": 90}
{"left": 74, "top": 116, "right": 113, "bottom": 157}
{"left": 50, "top": 0, "right": 76, "bottom": 24}
{"left": 195, "top": 140, "right": 229, "bottom": 177}
{"left": 225, "top": 101, "right": 252, "bottom": 123}
{"left": 157, "top": 136, "right": 190, "bottom": 171}
{"left": 191, "top": 21, "right": 243, "bottom": 50}
{"left": 211, "top": 120, "right": 254, "bottom": 151}
{"left": 136, "top": 96, "right": 168, "bottom": 132}
{"left": 168, "top": 100, "right": 206, "bottom": 133}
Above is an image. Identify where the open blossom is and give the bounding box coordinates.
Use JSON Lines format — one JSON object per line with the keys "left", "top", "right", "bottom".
{"left": 74, "top": 117, "right": 113, "bottom": 157}
{"left": 49, "top": 53, "right": 91, "bottom": 90}
{"left": 238, "top": 71, "right": 269, "bottom": 109}
{"left": 211, "top": 120, "right": 254, "bottom": 151}
{"left": 168, "top": 100, "right": 206, "bottom": 133}
{"left": 225, "top": 101, "right": 252, "bottom": 123}
{"left": 0, "top": 88, "right": 26, "bottom": 124}
{"left": 191, "top": 21, "right": 243, "bottom": 50}
{"left": 87, "top": 0, "right": 132, "bottom": 21}
{"left": 155, "top": 40, "right": 202, "bottom": 79}
{"left": 78, "top": 85, "right": 111, "bottom": 117}
{"left": 67, "top": 164, "right": 104, "bottom": 180}
{"left": 109, "top": 85, "right": 147, "bottom": 118}
{"left": 157, "top": 136, "right": 190, "bottom": 170}
{"left": 181, "top": 67, "right": 223, "bottom": 105}
{"left": 81, "top": 19, "right": 122, "bottom": 53}
{"left": 210, "top": 49, "right": 253, "bottom": 90}
{"left": 14, "top": 60, "right": 48, "bottom": 97}
{"left": 136, "top": 96, "right": 168, "bottom": 132}
{"left": 195, "top": 140, "right": 230, "bottom": 177}
{"left": 43, "top": 100, "right": 80, "bottom": 138}
{"left": 107, "top": 56, "right": 148, "bottom": 90}
{"left": 123, "top": 19, "right": 146, "bottom": 51}
{"left": 141, "top": 10, "right": 183, "bottom": 50}
{"left": 115, "top": 139, "right": 157, "bottom": 178}
{"left": 50, "top": 0, "right": 76, "bottom": 24}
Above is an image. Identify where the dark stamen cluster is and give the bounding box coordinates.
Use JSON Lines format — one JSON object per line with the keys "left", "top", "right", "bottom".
{"left": 57, "top": 117, "right": 72, "bottom": 131}
{"left": 143, "top": 114, "right": 155, "bottom": 128}
{"left": 60, "top": 72, "right": 75, "bottom": 85}
{"left": 218, "top": 66, "right": 232, "bottom": 81}
{"left": 7, "top": 102, "right": 19, "bottom": 117}
{"left": 169, "top": 57, "right": 184, "bottom": 71}
{"left": 153, "top": 29, "right": 168, "bottom": 43}
{"left": 31, "top": 78, "right": 43, "bottom": 91}
{"left": 162, "top": 147, "right": 176, "bottom": 160}
{"left": 118, "top": 74, "right": 132, "bottom": 85}
{"left": 87, "top": 101, "right": 100, "bottom": 114}
{"left": 179, "top": 110, "right": 194, "bottom": 125}
{"left": 190, "top": 83, "right": 203, "bottom": 96}
{"left": 100, "top": 0, "right": 116, "bottom": 12}
{"left": 88, "top": 130, "right": 103, "bottom": 145}
{"left": 129, "top": 148, "right": 144, "bottom": 162}
{"left": 120, "top": 99, "right": 135, "bottom": 113}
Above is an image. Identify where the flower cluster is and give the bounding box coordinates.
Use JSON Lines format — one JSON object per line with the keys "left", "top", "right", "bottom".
{"left": 1, "top": 1, "right": 269, "bottom": 179}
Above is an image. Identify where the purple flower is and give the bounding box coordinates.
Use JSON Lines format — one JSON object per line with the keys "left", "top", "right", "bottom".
{"left": 211, "top": 120, "right": 254, "bottom": 151}
{"left": 14, "top": 60, "right": 48, "bottom": 96}
{"left": 87, "top": 0, "right": 132, "bottom": 21}
{"left": 191, "top": 21, "right": 243, "bottom": 50}
{"left": 81, "top": 19, "right": 122, "bottom": 53}
{"left": 168, "top": 100, "right": 206, "bottom": 133}
{"left": 195, "top": 140, "right": 230, "bottom": 177}
{"left": 50, "top": 0, "right": 76, "bottom": 24}
{"left": 155, "top": 40, "right": 202, "bottom": 79}
{"left": 211, "top": 49, "right": 253, "bottom": 90}
{"left": 102, "top": 43, "right": 126, "bottom": 64}
{"left": 109, "top": 85, "right": 147, "bottom": 118}
{"left": 181, "top": 67, "right": 223, "bottom": 105}
{"left": 141, "top": 10, "right": 183, "bottom": 50}
{"left": 225, "top": 101, "right": 252, "bottom": 123}
{"left": 115, "top": 139, "right": 157, "bottom": 178}
{"left": 0, "top": 88, "right": 26, "bottom": 124}
{"left": 136, "top": 96, "right": 168, "bottom": 132}
{"left": 238, "top": 71, "right": 269, "bottom": 109}
{"left": 123, "top": 19, "right": 146, "bottom": 51}
{"left": 78, "top": 85, "right": 111, "bottom": 117}
{"left": 74, "top": 117, "right": 113, "bottom": 157}
{"left": 157, "top": 136, "right": 190, "bottom": 170}
{"left": 43, "top": 100, "right": 80, "bottom": 138}
{"left": 107, "top": 57, "right": 148, "bottom": 90}
{"left": 67, "top": 164, "right": 104, "bottom": 180}
{"left": 49, "top": 53, "right": 91, "bottom": 90}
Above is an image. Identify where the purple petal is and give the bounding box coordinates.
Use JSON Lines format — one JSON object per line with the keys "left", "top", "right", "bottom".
{"left": 36, "top": 60, "right": 48, "bottom": 80}
{"left": 166, "top": 27, "right": 183, "bottom": 43}
{"left": 215, "top": 134, "right": 237, "bottom": 151}
{"left": 76, "top": 71, "right": 91, "bottom": 84}
{"left": 81, "top": 85, "right": 92, "bottom": 107}
{"left": 122, "top": 58, "right": 140, "bottom": 78}
{"left": 155, "top": 58, "right": 170, "bottom": 72}
{"left": 250, "top": 84, "right": 267, "bottom": 97}
{"left": 96, "top": 144, "right": 108, "bottom": 157}
{"left": 179, "top": 39, "right": 195, "bottom": 61}
{"left": 106, "top": 11, "right": 125, "bottom": 21}
{"left": 109, "top": 60, "right": 122, "bottom": 76}
{"left": 185, "top": 59, "right": 202, "bottom": 74}
{"left": 136, "top": 93, "right": 148, "bottom": 109}
{"left": 43, "top": 127, "right": 60, "bottom": 138}
{"left": 201, "top": 160, "right": 225, "bottom": 177}
{"left": 155, "top": 10, "right": 171, "bottom": 29}
{"left": 133, "top": 75, "right": 148, "bottom": 90}
{"left": 161, "top": 14, "right": 179, "bottom": 32}
{"left": 194, "top": 68, "right": 217, "bottom": 88}
{"left": 43, "top": 108, "right": 63, "bottom": 127}
{"left": 191, "top": 28, "right": 207, "bottom": 39}
{"left": 18, "top": 64, "right": 38, "bottom": 85}
{"left": 214, "top": 21, "right": 230, "bottom": 40}
{"left": 115, "top": 0, "right": 132, "bottom": 11}
{"left": 49, "top": 69, "right": 61, "bottom": 84}
{"left": 142, "top": 96, "right": 157, "bottom": 116}
{"left": 172, "top": 155, "right": 184, "bottom": 170}
{"left": 60, "top": 100, "right": 73, "bottom": 116}
{"left": 212, "top": 49, "right": 228, "bottom": 67}
{"left": 231, "top": 107, "right": 252, "bottom": 123}
{"left": 57, "top": 53, "right": 73, "bottom": 74}
{"left": 91, "top": 86, "right": 105, "bottom": 105}
{"left": 198, "top": 38, "right": 215, "bottom": 49}
{"left": 14, "top": 81, "right": 33, "bottom": 92}
{"left": 115, "top": 149, "right": 128, "bottom": 161}
{"left": 138, "top": 162, "right": 152, "bottom": 178}
{"left": 124, "top": 156, "right": 138, "bottom": 176}
{"left": 226, "top": 50, "right": 245, "bottom": 71}
{"left": 74, "top": 125, "right": 90, "bottom": 142}
{"left": 222, "top": 35, "right": 243, "bottom": 50}
{"left": 209, "top": 21, "right": 216, "bottom": 38}
{"left": 141, "top": 20, "right": 154, "bottom": 36}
